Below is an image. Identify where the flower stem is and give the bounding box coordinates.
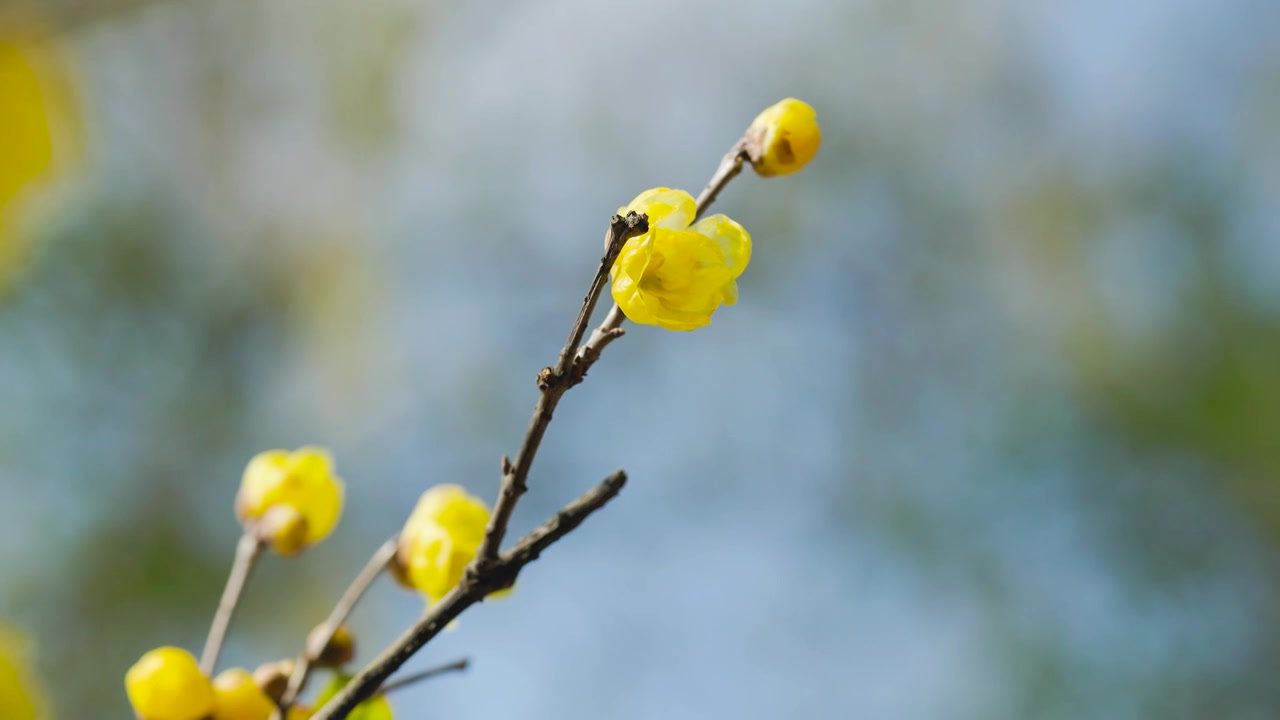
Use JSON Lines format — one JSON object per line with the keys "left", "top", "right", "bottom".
{"left": 273, "top": 536, "right": 399, "bottom": 718}
{"left": 201, "top": 532, "right": 264, "bottom": 674}
{"left": 694, "top": 141, "right": 749, "bottom": 220}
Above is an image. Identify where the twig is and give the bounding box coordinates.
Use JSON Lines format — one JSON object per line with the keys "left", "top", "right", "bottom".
{"left": 474, "top": 213, "right": 648, "bottom": 565}
{"left": 378, "top": 658, "right": 470, "bottom": 696}
{"left": 573, "top": 140, "right": 751, "bottom": 373}
{"left": 694, "top": 140, "right": 749, "bottom": 220}
{"left": 310, "top": 470, "right": 628, "bottom": 720}
{"left": 273, "top": 536, "right": 400, "bottom": 718}
{"left": 201, "top": 532, "right": 264, "bottom": 674}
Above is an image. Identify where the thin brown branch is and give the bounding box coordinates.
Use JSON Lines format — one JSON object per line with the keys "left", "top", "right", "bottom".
{"left": 273, "top": 536, "right": 399, "bottom": 719}
{"left": 201, "top": 532, "right": 264, "bottom": 674}
{"left": 310, "top": 470, "right": 628, "bottom": 720}
{"left": 378, "top": 658, "right": 470, "bottom": 696}
{"left": 474, "top": 213, "right": 648, "bottom": 565}
{"left": 573, "top": 139, "right": 752, "bottom": 372}
{"left": 694, "top": 141, "right": 749, "bottom": 220}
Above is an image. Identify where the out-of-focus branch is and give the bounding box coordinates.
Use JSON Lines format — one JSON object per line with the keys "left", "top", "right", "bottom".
{"left": 378, "top": 657, "right": 469, "bottom": 696}
{"left": 310, "top": 470, "right": 628, "bottom": 720}
{"left": 200, "top": 532, "right": 264, "bottom": 674}
{"left": 272, "top": 536, "right": 399, "bottom": 719}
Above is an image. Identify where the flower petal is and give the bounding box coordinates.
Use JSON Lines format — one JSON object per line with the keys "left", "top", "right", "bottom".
{"left": 690, "top": 214, "right": 751, "bottom": 277}
{"left": 619, "top": 187, "right": 696, "bottom": 230}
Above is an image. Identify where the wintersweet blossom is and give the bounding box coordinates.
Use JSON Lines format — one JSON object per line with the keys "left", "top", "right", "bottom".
{"left": 236, "top": 447, "right": 344, "bottom": 553}
{"left": 745, "top": 98, "right": 821, "bottom": 177}
{"left": 395, "top": 485, "right": 492, "bottom": 604}
{"left": 610, "top": 188, "right": 751, "bottom": 331}
{"left": 0, "top": 625, "right": 42, "bottom": 720}
{"left": 0, "top": 37, "right": 76, "bottom": 289}
{"left": 124, "top": 647, "right": 214, "bottom": 720}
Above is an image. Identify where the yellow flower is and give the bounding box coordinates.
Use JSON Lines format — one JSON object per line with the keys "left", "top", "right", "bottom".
{"left": 0, "top": 35, "right": 76, "bottom": 289}
{"left": 745, "top": 98, "right": 821, "bottom": 176}
{"left": 610, "top": 188, "right": 751, "bottom": 331}
{"left": 0, "top": 625, "right": 43, "bottom": 720}
{"left": 212, "top": 668, "right": 275, "bottom": 720}
{"left": 236, "top": 447, "right": 344, "bottom": 552}
{"left": 125, "top": 647, "right": 215, "bottom": 720}
{"left": 395, "top": 485, "right": 491, "bottom": 604}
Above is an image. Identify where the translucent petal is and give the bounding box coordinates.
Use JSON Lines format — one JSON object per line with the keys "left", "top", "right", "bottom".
{"left": 619, "top": 187, "right": 695, "bottom": 230}
{"left": 690, "top": 214, "right": 752, "bottom": 276}
{"left": 720, "top": 279, "right": 739, "bottom": 306}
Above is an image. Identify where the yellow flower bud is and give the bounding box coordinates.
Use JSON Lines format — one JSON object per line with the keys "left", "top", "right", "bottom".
{"left": 0, "top": 624, "right": 43, "bottom": 720}
{"left": 251, "top": 659, "right": 295, "bottom": 703}
{"left": 287, "top": 707, "right": 314, "bottom": 720}
{"left": 395, "top": 485, "right": 492, "bottom": 604}
{"left": 306, "top": 624, "right": 355, "bottom": 668}
{"left": 236, "top": 447, "right": 344, "bottom": 552}
{"left": 610, "top": 188, "right": 751, "bottom": 331}
{"left": 212, "top": 668, "right": 275, "bottom": 720}
{"left": 124, "top": 647, "right": 215, "bottom": 720}
{"left": 744, "top": 98, "right": 821, "bottom": 176}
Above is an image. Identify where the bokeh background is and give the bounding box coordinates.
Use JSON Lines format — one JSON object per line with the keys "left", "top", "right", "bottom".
{"left": 2, "top": 0, "right": 1280, "bottom": 717}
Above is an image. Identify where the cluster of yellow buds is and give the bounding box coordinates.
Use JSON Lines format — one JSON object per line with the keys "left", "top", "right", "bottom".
{"left": 236, "top": 447, "right": 345, "bottom": 556}
{"left": 122, "top": 96, "right": 821, "bottom": 719}
{"left": 126, "top": 448, "right": 354, "bottom": 719}
{"left": 611, "top": 98, "right": 821, "bottom": 331}
{"left": 125, "top": 645, "right": 356, "bottom": 720}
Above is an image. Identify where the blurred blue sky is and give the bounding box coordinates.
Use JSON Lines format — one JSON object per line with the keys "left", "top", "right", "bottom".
{"left": 2, "top": 0, "right": 1279, "bottom": 717}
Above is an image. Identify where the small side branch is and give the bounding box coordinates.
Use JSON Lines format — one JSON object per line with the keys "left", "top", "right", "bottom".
{"left": 273, "top": 536, "right": 399, "bottom": 719}
{"left": 379, "top": 658, "right": 470, "bottom": 696}
{"left": 309, "top": 470, "right": 628, "bottom": 720}
{"left": 201, "top": 532, "right": 264, "bottom": 674}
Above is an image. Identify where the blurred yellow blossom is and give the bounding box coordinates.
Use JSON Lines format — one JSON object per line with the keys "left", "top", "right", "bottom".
{"left": 610, "top": 188, "right": 751, "bottom": 331}
{"left": 0, "top": 34, "right": 76, "bottom": 288}
{"left": 308, "top": 623, "right": 355, "bottom": 668}
{"left": 212, "top": 668, "right": 275, "bottom": 720}
{"left": 125, "top": 647, "right": 214, "bottom": 720}
{"left": 0, "top": 625, "right": 43, "bottom": 720}
{"left": 236, "top": 447, "right": 344, "bottom": 552}
{"left": 395, "top": 485, "right": 492, "bottom": 604}
{"left": 745, "top": 98, "right": 821, "bottom": 176}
